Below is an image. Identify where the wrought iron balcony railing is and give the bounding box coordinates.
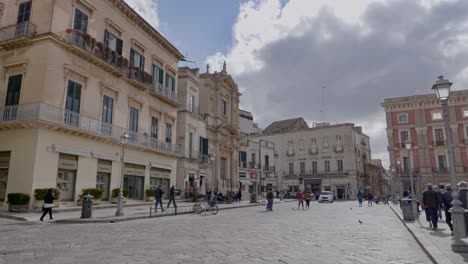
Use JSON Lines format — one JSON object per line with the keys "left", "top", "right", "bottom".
{"left": 0, "top": 22, "right": 36, "bottom": 43}
{"left": 433, "top": 140, "right": 446, "bottom": 146}
{"left": 0, "top": 103, "right": 181, "bottom": 156}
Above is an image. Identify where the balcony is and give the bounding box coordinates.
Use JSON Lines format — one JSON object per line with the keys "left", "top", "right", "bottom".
{"left": 198, "top": 152, "right": 210, "bottom": 163}
{"left": 239, "top": 161, "right": 247, "bottom": 168}
{"left": 432, "top": 140, "right": 446, "bottom": 146}
{"left": 127, "top": 67, "right": 177, "bottom": 105}
{"left": 0, "top": 103, "right": 181, "bottom": 156}
{"left": 308, "top": 147, "right": 318, "bottom": 155}
{"left": 333, "top": 145, "right": 344, "bottom": 153}
{"left": 0, "top": 22, "right": 36, "bottom": 49}
{"left": 263, "top": 166, "right": 275, "bottom": 172}
{"left": 65, "top": 30, "right": 126, "bottom": 76}
{"left": 304, "top": 170, "right": 347, "bottom": 177}
{"left": 432, "top": 167, "right": 448, "bottom": 173}
{"left": 249, "top": 162, "right": 260, "bottom": 169}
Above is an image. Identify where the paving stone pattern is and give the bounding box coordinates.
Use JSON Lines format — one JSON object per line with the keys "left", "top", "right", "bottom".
{"left": 0, "top": 201, "right": 430, "bottom": 264}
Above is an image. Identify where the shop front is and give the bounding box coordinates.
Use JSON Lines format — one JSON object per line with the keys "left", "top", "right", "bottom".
{"left": 124, "top": 163, "right": 145, "bottom": 200}
{"left": 57, "top": 154, "right": 78, "bottom": 201}
{"left": 150, "top": 167, "right": 171, "bottom": 199}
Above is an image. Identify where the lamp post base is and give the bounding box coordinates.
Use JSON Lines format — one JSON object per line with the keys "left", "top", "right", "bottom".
{"left": 452, "top": 240, "right": 468, "bottom": 253}
{"left": 115, "top": 195, "right": 124, "bottom": 217}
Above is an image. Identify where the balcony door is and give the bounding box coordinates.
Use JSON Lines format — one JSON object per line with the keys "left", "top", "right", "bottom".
{"left": 65, "top": 80, "right": 82, "bottom": 127}
{"left": 434, "top": 129, "right": 444, "bottom": 145}
{"left": 101, "top": 95, "right": 113, "bottom": 135}
{"left": 17, "top": 1, "right": 31, "bottom": 24}
{"left": 3, "top": 74, "right": 22, "bottom": 120}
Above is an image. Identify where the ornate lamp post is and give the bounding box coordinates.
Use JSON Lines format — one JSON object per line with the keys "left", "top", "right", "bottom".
{"left": 115, "top": 132, "right": 129, "bottom": 216}
{"left": 405, "top": 140, "right": 419, "bottom": 218}
{"left": 432, "top": 76, "right": 468, "bottom": 252}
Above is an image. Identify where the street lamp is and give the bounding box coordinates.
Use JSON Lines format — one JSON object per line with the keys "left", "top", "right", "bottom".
{"left": 209, "top": 154, "right": 217, "bottom": 192}
{"left": 432, "top": 76, "right": 468, "bottom": 252}
{"left": 405, "top": 140, "right": 419, "bottom": 218}
{"left": 115, "top": 132, "right": 129, "bottom": 216}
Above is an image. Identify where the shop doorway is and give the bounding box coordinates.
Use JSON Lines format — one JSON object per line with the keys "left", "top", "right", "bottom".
{"left": 96, "top": 173, "right": 110, "bottom": 201}
{"left": 124, "top": 175, "right": 144, "bottom": 200}
{"left": 0, "top": 152, "right": 11, "bottom": 202}
{"left": 336, "top": 187, "right": 345, "bottom": 200}
{"left": 57, "top": 154, "right": 78, "bottom": 201}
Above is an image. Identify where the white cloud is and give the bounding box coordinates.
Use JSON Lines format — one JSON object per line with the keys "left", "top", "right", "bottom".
{"left": 124, "top": 0, "right": 159, "bottom": 29}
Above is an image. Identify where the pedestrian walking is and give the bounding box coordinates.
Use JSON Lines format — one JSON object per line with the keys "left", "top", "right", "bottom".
{"left": 403, "top": 189, "right": 409, "bottom": 198}
{"left": 422, "top": 183, "right": 441, "bottom": 231}
{"left": 442, "top": 185, "right": 454, "bottom": 236}
{"left": 266, "top": 189, "right": 274, "bottom": 211}
{"left": 304, "top": 190, "right": 311, "bottom": 209}
{"left": 154, "top": 185, "right": 165, "bottom": 212}
{"left": 433, "top": 185, "right": 443, "bottom": 221}
{"left": 458, "top": 181, "right": 468, "bottom": 209}
{"left": 167, "top": 185, "right": 176, "bottom": 208}
{"left": 367, "top": 192, "right": 374, "bottom": 207}
{"left": 40, "top": 188, "right": 55, "bottom": 221}
{"left": 297, "top": 190, "right": 304, "bottom": 209}
{"left": 357, "top": 189, "right": 363, "bottom": 207}
{"left": 238, "top": 189, "right": 242, "bottom": 202}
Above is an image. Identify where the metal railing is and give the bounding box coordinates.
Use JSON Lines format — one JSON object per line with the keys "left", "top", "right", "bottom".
{"left": 0, "top": 22, "right": 36, "bottom": 43}
{"left": 432, "top": 167, "right": 448, "bottom": 173}
{"left": 249, "top": 162, "right": 260, "bottom": 169}
{"left": 263, "top": 166, "right": 275, "bottom": 172}
{"left": 433, "top": 140, "right": 446, "bottom": 146}
{"left": 0, "top": 103, "right": 181, "bottom": 155}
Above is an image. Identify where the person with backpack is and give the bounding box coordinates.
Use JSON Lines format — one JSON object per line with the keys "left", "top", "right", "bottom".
{"left": 297, "top": 190, "right": 304, "bottom": 209}
{"left": 154, "top": 185, "right": 165, "bottom": 212}
{"left": 304, "top": 190, "right": 312, "bottom": 209}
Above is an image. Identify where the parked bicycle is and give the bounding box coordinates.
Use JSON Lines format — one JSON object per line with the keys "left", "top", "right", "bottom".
{"left": 193, "top": 198, "right": 218, "bottom": 215}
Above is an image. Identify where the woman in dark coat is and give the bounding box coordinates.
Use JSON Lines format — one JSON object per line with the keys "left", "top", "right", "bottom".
{"left": 40, "top": 189, "right": 55, "bottom": 221}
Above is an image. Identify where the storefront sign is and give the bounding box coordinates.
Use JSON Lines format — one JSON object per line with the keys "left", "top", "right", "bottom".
{"left": 97, "top": 160, "right": 112, "bottom": 173}
{"left": 58, "top": 154, "right": 78, "bottom": 170}
{"left": 239, "top": 172, "right": 247, "bottom": 178}
{"left": 250, "top": 172, "right": 257, "bottom": 179}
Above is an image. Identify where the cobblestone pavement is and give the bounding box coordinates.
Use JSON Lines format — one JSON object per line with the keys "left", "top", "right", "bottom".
{"left": 0, "top": 201, "right": 430, "bottom": 264}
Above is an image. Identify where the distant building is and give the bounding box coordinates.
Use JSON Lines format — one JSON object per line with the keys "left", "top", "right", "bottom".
{"left": 366, "top": 159, "right": 388, "bottom": 197}
{"left": 255, "top": 119, "right": 371, "bottom": 200}
{"left": 382, "top": 91, "right": 468, "bottom": 195}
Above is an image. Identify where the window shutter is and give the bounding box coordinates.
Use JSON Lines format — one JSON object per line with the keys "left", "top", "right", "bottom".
{"left": 104, "top": 30, "right": 110, "bottom": 48}
{"left": 158, "top": 68, "right": 164, "bottom": 84}
{"left": 130, "top": 49, "right": 135, "bottom": 66}
{"left": 203, "top": 138, "right": 208, "bottom": 155}
{"left": 73, "top": 10, "right": 81, "bottom": 30}
{"left": 116, "top": 38, "right": 123, "bottom": 55}
{"left": 140, "top": 56, "right": 145, "bottom": 69}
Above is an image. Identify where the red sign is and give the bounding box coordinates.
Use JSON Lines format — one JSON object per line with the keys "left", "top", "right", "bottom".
{"left": 250, "top": 173, "right": 257, "bottom": 179}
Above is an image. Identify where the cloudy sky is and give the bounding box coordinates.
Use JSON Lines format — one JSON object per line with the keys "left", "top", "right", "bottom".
{"left": 124, "top": 0, "right": 468, "bottom": 168}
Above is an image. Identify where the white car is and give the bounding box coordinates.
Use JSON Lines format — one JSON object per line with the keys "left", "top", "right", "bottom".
{"left": 318, "top": 191, "right": 334, "bottom": 203}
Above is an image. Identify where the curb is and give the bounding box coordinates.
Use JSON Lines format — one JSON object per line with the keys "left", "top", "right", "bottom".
{"left": 54, "top": 201, "right": 293, "bottom": 224}
{"left": 0, "top": 213, "right": 27, "bottom": 222}
{"left": 388, "top": 204, "right": 440, "bottom": 264}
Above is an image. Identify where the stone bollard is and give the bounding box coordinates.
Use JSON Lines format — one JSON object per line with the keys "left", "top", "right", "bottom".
{"left": 80, "top": 194, "right": 94, "bottom": 219}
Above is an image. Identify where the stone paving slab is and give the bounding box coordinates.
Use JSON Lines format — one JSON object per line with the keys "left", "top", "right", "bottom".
{"left": 389, "top": 202, "right": 468, "bottom": 264}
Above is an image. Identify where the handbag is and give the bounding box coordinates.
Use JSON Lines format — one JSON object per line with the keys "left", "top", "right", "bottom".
{"left": 43, "top": 203, "right": 54, "bottom": 208}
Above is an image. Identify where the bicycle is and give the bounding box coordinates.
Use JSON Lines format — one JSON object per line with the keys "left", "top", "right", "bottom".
{"left": 193, "top": 198, "right": 218, "bottom": 215}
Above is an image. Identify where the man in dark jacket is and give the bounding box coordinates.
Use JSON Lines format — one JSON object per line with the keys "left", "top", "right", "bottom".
{"left": 422, "top": 183, "right": 441, "bottom": 230}
{"left": 266, "top": 189, "right": 274, "bottom": 211}
{"left": 458, "top": 181, "right": 468, "bottom": 209}
{"left": 442, "top": 185, "right": 453, "bottom": 235}
{"left": 154, "top": 185, "right": 165, "bottom": 212}
{"left": 167, "top": 185, "right": 176, "bottom": 208}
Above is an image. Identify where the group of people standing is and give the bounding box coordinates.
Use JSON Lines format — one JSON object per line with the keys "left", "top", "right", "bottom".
{"left": 357, "top": 189, "right": 374, "bottom": 207}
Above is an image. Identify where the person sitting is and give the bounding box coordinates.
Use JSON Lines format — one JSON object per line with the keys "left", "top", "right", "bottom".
{"left": 217, "top": 192, "right": 224, "bottom": 203}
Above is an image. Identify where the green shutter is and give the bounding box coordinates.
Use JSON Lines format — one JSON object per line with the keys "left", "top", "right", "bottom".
{"left": 158, "top": 68, "right": 164, "bottom": 84}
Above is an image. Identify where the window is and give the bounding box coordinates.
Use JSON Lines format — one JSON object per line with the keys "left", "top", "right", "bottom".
{"left": 101, "top": 96, "right": 113, "bottom": 124}
{"left": 398, "top": 113, "right": 408, "bottom": 123}
{"left": 199, "top": 137, "right": 208, "bottom": 156}
{"left": 221, "top": 99, "right": 227, "bottom": 116}
{"left": 104, "top": 30, "right": 123, "bottom": 56}
{"left": 300, "top": 162, "right": 305, "bottom": 174}
{"left": 65, "top": 80, "right": 82, "bottom": 126}
{"left": 311, "top": 138, "right": 316, "bottom": 145}
{"left": 165, "top": 123, "right": 172, "bottom": 143}
{"left": 337, "top": 160, "right": 343, "bottom": 172}
{"left": 289, "top": 162, "right": 294, "bottom": 174}
{"left": 299, "top": 139, "right": 305, "bottom": 151}
{"left": 400, "top": 131, "right": 409, "bottom": 145}
{"left": 220, "top": 158, "right": 226, "bottom": 180}
{"left": 129, "top": 107, "right": 139, "bottom": 132}
{"left": 101, "top": 95, "right": 113, "bottom": 135}
{"left": 323, "top": 137, "right": 329, "bottom": 147}
{"left": 463, "top": 109, "right": 468, "bottom": 118}
{"left": 239, "top": 151, "right": 247, "bottom": 168}
{"left": 17, "top": 1, "right": 31, "bottom": 24}
{"left": 152, "top": 64, "right": 164, "bottom": 88}
{"left": 437, "top": 155, "right": 447, "bottom": 170}
{"left": 312, "top": 161, "right": 317, "bottom": 173}
{"left": 5, "top": 74, "right": 22, "bottom": 106}
{"left": 264, "top": 155, "right": 269, "bottom": 167}
{"left": 431, "top": 111, "right": 442, "bottom": 121}
{"left": 166, "top": 74, "right": 175, "bottom": 93}
{"left": 189, "top": 96, "right": 195, "bottom": 113}
{"left": 188, "top": 133, "right": 193, "bottom": 158}
{"left": 403, "top": 156, "right": 410, "bottom": 172}
{"left": 324, "top": 160, "right": 330, "bottom": 172}
{"left": 130, "top": 49, "right": 144, "bottom": 69}
{"left": 336, "top": 135, "right": 342, "bottom": 143}
{"left": 434, "top": 128, "right": 444, "bottom": 145}
{"left": 73, "top": 8, "right": 88, "bottom": 33}
{"left": 151, "top": 116, "right": 158, "bottom": 139}
{"left": 251, "top": 153, "right": 256, "bottom": 166}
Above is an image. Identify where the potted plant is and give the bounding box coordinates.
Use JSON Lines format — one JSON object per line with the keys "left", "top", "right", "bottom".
{"left": 250, "top": 193, "right": 257, "bottom": 203}
{"left": 175, "top": 189, "right": 182, "bottom": 199}
{"left": 78, "top": 188, "right": 104, "bottom": 205}
{"left": 32, "top": 188, "right": 60, "bottom": 210}
{"left": 7, "top": 193, "right": 30, "bottom": 212}
{"left": 226, "top": 191, "right": 234, "bottom": 204}
{"left": 145, "top": 189, "right": 155, "bottom": 202}
{"left": 111, "top": 188, "right": 129, "bottom": 204}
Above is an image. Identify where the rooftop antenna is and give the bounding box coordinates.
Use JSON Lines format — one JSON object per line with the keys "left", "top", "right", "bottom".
{"left": 320, "top": 86, "right": 326, "bottom": 123}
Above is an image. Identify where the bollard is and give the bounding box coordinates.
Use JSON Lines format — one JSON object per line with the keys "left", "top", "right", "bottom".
{"left": 81, "top": 194, "right": 94, "bottom": 219}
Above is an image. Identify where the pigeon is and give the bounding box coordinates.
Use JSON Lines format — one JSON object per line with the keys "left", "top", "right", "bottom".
{"left": 350, "top": 208, "right": 352, "bottom": 210}
{"left": 358, "top": 220, "right": 363, "bottom": 224}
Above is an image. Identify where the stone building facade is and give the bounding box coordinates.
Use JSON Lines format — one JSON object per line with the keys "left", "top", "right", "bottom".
{"left": 0, "top": 0, "right": 183, "bottom": 207}
{"left": 199, "top": 63, "right": 241, "bottom": 193}
{"left": 176, "top": 67, "right": 210, "bottom": 196}
{"left": 382, "top": 90, "right": 468, "bottom": 195}
{"left": 255, "top": 119, "right": 371, "bottom": 200}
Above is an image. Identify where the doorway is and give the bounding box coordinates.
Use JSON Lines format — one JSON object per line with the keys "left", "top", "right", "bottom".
{"left": 337, "top": 187, "right": 345, "bottom": 200}
{"left": 57, "top": 170, "right": 76, "bottom": 201}
{"left": 96, "top": 173, "right": 110, "bottom": 201}
{"left": 124, "top": 175, "right": 144, "bottom": 200}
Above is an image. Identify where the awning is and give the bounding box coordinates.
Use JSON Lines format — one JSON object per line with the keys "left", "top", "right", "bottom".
{"left": 239, "top": 179, "right": 253, "bottom": 186}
